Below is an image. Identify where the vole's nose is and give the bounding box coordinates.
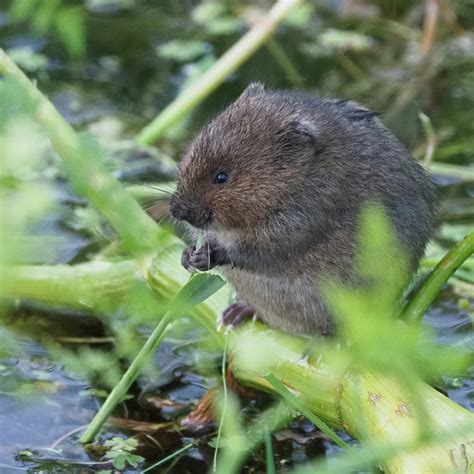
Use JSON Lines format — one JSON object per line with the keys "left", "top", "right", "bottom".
{"left": 169, "top": 195, "right": 211, "bottom": 228}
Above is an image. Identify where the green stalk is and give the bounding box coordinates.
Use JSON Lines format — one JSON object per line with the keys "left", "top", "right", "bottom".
{"left": 0, "top": 49, "right": 160, "bottom": 255}
{"left": 402, "top": 232, "right": 474, "bottom": 323}
{"left": 80, "top": 310, "right": 172, "bottom": 443}
{"left": 214, "top": 399, "right": 293, "bottom": 474}
{"left": 245, "top": 403, "right": 293, "bottom": 449}
{"left": 1, "top": 260, "right": 139, "bottom": 311}
{"left": 136, "top": 0, "right": 302, "bottom": 145}
{"left": 213, "top": 335, "right": 230, "bottom": 472}
{"left": 263, "top": 430, "right": 276, "bottom": 474}
{"left": 427, "top": 162, "right": 474, "bottom": 180}
{"left": 142, "top": 443, "right": 194, "bottom": 472}
{"left": 418, "top": 111, "right": 436, "bottom": 166}
{"left": 265, "top": 39, "right": 304, "bottom": 88}
{"left": 79, "top": 273, "right": 225, "bottom": 443}
{"left": 265, "top": 373, "right": 349, "bottom": 449}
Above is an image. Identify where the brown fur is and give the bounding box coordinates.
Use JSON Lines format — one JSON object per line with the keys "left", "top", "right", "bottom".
{"left": 169, "top": 83, "right": 437, "bottom": 335}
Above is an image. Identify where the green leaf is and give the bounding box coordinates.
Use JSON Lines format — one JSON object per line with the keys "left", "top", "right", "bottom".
{"left": 9, "top": 0, "right": 38, "bottom": 21}
{"left": 54, "top": 7, "right": 86, "bottom": 59}
{"left": 319, "top": 29, "right": 373, "bottom": 53}
{"left": 172, "top": 273, "right": 226, "bottom": 312}
{"left": 285, "top": 4, "right": 314, "bottom": 27}
{"left": 206, "top": 16, "right": 242, "bottom": 35}
{"left": 157, "top": 40, "right": 207, "bottom": 62}
{"left": 112, "top": 453, "right": 126, "bottom": 470}
{"left": 32, "top": 0, "right": 61, "bottom": 32}
{"left": 127, "top": 453, "right": 145, "bottom": 468}
{"left": 192, "top": 2, "right": 227, "bottom": 24}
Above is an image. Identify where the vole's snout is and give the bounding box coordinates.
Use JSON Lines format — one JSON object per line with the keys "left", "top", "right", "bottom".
{"left": 169, "top": 195, "right": 212, "bottom": 229}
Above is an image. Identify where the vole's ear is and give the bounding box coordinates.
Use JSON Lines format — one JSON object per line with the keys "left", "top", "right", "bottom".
{"left": 240, "top": 82, "right": 265, "bottom": 98}
{"left": 278, "top": 120, "right": 318, "bottom": 145}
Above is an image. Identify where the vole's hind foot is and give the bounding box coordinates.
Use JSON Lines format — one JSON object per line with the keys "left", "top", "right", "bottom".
{"left": 218, "top": 302, "right": 256, "bottom": 330}
{"left": 181, "top": 245, "right": 216, "bottom": 272}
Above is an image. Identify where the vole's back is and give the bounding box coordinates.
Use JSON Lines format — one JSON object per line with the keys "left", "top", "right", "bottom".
{"left": 260, "top": 89, "right": 436, "bottom": 268}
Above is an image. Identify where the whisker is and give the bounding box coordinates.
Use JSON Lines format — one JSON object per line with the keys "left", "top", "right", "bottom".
{"left": 143, "top": 202, "right": 170, "bottom": 214}
{"left": 226, "top": 248, "right": 235, "bottom": 268}
{"left": 135, "top": 183, "right": 175, "bottom": 195}
{"left": 154, "top": 216, "right": 167, "bottom": 226}
{"left": 207, "top": 239, "right": 211, "bottom": 271}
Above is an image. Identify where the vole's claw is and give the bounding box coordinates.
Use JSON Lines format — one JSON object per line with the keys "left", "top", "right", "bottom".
{"left": 219, "top": 302, "right": 256, "bottom": 329}
{"left": 181, "top": 245, "right": 197, "bottom": 272}
{"left": 181, "top": 245, "right": 216, "bottom": 272}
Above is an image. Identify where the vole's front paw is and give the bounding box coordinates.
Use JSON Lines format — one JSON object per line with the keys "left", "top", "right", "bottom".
{"left": 181, "top": 245, "right": 216, "bottom": 273}
{"left": 218, "top": 302, "right": 256, "bottom": 330}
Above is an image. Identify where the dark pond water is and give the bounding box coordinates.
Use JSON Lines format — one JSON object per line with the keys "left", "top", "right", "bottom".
{"left": 0, "top": 1, "right": 473, "bottom": 472}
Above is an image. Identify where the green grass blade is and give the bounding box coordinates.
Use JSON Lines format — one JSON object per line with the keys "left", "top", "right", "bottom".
{"left": 402, "top": 232, "right": 474, "bottom": 323}
{"left": 142, "top": 443, "right": 194, "bottom": 472}
{"left": 264, "top": 430, "right": 276, "bottom": 474}
{"left": 264, "top": 373, "right": 350, "bottom": 450}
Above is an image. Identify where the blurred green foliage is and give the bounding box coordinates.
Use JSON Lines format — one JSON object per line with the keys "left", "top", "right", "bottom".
{"left": 0, "top": 0, "right": 473, "bottom": 472}
{"left": 325, "top": 205, "right": 469, "bottom": 379}
{"left": 10, "top": 0, "right": 86, "bottom": 58}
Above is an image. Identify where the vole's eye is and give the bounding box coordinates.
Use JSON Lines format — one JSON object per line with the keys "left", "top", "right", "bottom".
{"left": 213, "top": 171, "right": 228, "bottom": 184}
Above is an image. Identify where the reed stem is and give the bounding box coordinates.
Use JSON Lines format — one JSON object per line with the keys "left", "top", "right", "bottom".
{"left": 136, "top": 0, "right": 302, "bottom": 145}
{"left": 402, "top": 232, "right": 474, "bottom": 323}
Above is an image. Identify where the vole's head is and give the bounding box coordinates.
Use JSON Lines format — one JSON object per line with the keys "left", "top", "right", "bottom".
{"left": 169, "top": 83, "right": 319, "bottom": 234}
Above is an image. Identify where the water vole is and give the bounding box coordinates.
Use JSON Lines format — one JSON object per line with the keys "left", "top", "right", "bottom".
{"left": 169, "top": 83, "right": 437, "bottom": 335}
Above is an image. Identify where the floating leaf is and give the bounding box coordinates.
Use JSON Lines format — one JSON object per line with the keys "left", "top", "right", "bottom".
{"left": 158, "top": 40, "right": 208, "bottom": 62}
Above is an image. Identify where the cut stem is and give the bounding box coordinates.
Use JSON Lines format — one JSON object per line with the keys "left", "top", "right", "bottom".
{"left": 1, "top": 260, "right": 139, "bottom": 311}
